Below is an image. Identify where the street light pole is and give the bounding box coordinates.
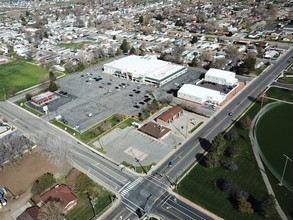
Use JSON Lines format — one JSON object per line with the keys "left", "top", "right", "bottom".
{"left": 279, "top": 154, "right": 292, "bottom": 186}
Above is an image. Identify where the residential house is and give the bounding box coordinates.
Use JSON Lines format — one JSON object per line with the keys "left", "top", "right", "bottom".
{"left": 39, "top": 184, "right": 77, "bottom": 214}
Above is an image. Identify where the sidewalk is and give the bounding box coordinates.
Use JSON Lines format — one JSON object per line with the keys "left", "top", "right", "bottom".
{"left": 249, "top": 103, "right": 287, "bottom": 220}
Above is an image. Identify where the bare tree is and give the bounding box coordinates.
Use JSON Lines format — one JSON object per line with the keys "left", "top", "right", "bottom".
{"left": 225, "top": 45, "right": 240, "bottom": 66}
{"left": 33, "top": 133, "right": 72, "bottom": 172}
{"left": 38, "top": 201, "right": 64, "bottom": 220}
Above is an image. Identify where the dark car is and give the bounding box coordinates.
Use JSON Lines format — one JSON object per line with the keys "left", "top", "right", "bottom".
{"left": 228, "top": 111, "right": 234, "bottom": 116}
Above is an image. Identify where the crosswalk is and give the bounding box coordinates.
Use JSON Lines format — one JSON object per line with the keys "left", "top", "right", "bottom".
{"left": 119, "top": 177, "right": 143, "bottom": 197}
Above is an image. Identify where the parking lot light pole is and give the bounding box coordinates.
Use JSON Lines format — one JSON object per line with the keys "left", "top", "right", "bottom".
{"left": 279, "top": 154, "right": 292, "bottom": 186}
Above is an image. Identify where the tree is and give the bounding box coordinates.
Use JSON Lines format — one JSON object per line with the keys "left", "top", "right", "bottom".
{"left": 200, "top": 51, "right": 212, "bottom": 63}
{"left": 210, "top": 134, "right": 226, "bottom": 155}
{"left": 260, "top": 194, "right": 276, "bottom": 217}
{"left": 224, "top": 129, "right": 238, "bottom": 141}
{"left": 25, "top": 93, "right": 32, "bottom": 101}
{"left": 31, "top": 172, "right": 56, "bottom": 195}
{"left": 187, "top": 57, "right": 197, "bottom": 67}
{"left": 120, "top": 39, "right": 129, "bottom": 54}
{"left": 240, "top": 116, "right": 252, "bottom": 130}
{"left": 226, "top": 145, "right": 241, "bottom": 158}
{"left": 49, "top": 71, "right": 56, "bottom": 82}
{"left": 38, "top": 201, "right": 64, "bottom": 220}
{"left": 114, "top": 114, "right": 124, "bottom": 122}
{"left": 175, "top": 19, "right": 185, "bottom": 27}
{"left": 155, "top": 14, "right": 163, "bottom": 21}
{"left": 221, "top": 159, "right": 238, "bottom": 171}
{"left": 112, "top": 35, "right": 116, "bottom": 40}
{"left": 139, "top": 15, "right": 144, "bottom": 24}
{"left": 225, "top": 45, "right": 240, "bottom": 66}
{"left": 238, "top": 197, "right": 254, "bottom": 214}
{"left": 48, "top": 82, "right": 58, "bottom": 92}
{"left": 210, "top": 58, "right": 226, "bottom": 69}
{"left": 238, "top": 56, "right": 256, "bottom": 74}
{"left": 204, "top": 150, "right": 220, "bottom": 168}
{"left": 190, "top": 36, "right": 198, "bottom": 44}
{"left": 115, "top": 48, "right": 123, "bottom": 56}
{"left": 100, "top": 121, "right": 112, "bottom": 132}
{"left": 129, "top": 47, "right": 137, "bottom": 55}
{"left": 173, "top": 45, "right": 185, "bottom": 64}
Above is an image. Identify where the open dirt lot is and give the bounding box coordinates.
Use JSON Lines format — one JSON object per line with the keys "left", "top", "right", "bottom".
{"left": 0, "top": 150, "right": 58, "bottom": 196}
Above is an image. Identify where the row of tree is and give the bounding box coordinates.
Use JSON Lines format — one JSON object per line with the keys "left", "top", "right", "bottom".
{"left": 0, "top": 131, "right": 34, "bottom": 168}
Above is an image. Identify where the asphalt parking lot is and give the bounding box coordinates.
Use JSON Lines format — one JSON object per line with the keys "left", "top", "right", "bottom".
{"left": 50, "top": 63, "right": 157, "bottom": 131}
{"left": 48, "top": 63, "right": 207, "bottom": 131}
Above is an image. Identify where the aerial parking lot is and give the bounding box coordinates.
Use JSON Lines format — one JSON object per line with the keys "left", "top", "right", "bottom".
{"left": 50, "top": 64, "right": 157, "bottom": 131}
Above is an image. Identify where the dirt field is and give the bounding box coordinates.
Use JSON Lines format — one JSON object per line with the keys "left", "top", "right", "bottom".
{"left": 0, "top": 150, "right": 58, "bottom": 196}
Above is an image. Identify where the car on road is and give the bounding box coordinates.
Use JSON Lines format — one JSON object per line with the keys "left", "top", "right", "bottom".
{"left": 228, "top": 111, "right": 234, "bottom": 116}
{"left": 99, "top": 85, "right": 104, "bottom": 88}
{"left": 168, "top": 161, "right": 175, "bottom": 167}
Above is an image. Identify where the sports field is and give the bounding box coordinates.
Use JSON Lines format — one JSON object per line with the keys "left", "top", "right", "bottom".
{"left": 256, "top": 103, "right": 293, "bottom": 192}
{"left": 0, "top": 61, "right": 48, "bottom": 100}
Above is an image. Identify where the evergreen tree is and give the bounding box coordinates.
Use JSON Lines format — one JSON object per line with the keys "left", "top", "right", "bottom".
{"left": 120, "top": 39, "right": 129, "bottom": 53}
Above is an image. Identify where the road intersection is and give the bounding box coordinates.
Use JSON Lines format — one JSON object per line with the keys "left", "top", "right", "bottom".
{"left": 0, "top": 47, "right": 292, "bottom": 220}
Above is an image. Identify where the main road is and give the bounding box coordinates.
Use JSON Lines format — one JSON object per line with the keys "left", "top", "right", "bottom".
{"left": 0, "top": 47, "right": 292, "bottom": 220}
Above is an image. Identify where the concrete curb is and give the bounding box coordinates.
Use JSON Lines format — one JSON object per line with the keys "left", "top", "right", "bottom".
{"left": 250, "top": 102, "right": 287, "bottom": 220}
{"left": 167, "top": 188, "right": 224, "bottom": 220}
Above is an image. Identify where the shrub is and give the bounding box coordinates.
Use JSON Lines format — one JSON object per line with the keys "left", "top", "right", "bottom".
{"left": 238, "top": 197, "right": 254, "bottom": 214}
{"left": 226, "top": 145, "right": 241, "bottom": 158}
{"left": 221, "top": 159, "right": 238, "bottom": 171}
{"left": 31, "top": 172, "right": 56, "bottom": 195}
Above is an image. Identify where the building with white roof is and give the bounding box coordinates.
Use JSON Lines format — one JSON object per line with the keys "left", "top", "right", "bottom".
{"left": 204, "top": 68, "right": 238, "bottom": 86}
{"left": 178, "top": 84, "right": 226, "bottom": 105}
{"left": 103, "top": 55, "right": 187, "bottom": 86}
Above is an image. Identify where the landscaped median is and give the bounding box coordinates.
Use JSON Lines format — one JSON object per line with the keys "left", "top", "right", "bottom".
{"left": 51, "top": 114, "right": 139, "bottom": 152}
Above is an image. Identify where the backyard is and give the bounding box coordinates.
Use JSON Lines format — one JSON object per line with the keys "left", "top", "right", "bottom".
{"left": 0, "top": 61, "right": 48, "bottom": 100}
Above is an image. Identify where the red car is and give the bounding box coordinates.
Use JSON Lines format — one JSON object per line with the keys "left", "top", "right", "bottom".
{"left": 99, "top": 85, "right": 104, "bottom": 88}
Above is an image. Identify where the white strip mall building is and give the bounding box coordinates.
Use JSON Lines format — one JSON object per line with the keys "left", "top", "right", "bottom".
{"left": 103, "top": 55, "right": 187, "bottom": 86}
{"left": 178, "top": 68, "right": 238, "bottom": 105}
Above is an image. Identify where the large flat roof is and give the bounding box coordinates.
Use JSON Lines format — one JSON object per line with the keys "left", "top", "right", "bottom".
{"left": 178, "top": 84, "right": 225, "bottom": 102}
{"left": 104, "top": 55, "right": 185, "bottom": 81}
{"left": 205, "top": 68, "right": 235, "bottom": 79}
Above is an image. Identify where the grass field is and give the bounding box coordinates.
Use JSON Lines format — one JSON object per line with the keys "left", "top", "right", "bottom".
{"left": 266, "top": 87, "right": 293, "bottom": 102}
{"left": 0, "top": 61, "right": 48, "bottom": 100}
{"left": 256, "top": 103, "right": 293, "bottom": 191}
{"left": 57, "top": 41, "right": 92, "bottom": 50}
{"left": 277, "top": 77, "right": 293, "bottom": 84}
{"left": 66, "top": 171, "right": 113, "bottom": 220}
{"left": 176, "top": 103, "right": 281, "bottom": 220}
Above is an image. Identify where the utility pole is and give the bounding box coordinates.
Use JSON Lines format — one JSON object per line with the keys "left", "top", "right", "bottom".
{"left": 279, "top": 154, "right": 292, "bottom": 186}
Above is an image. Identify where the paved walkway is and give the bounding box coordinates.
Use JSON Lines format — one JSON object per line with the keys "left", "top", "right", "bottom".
{"left": 249, "top": 103, "right": 287, "bottom": 220}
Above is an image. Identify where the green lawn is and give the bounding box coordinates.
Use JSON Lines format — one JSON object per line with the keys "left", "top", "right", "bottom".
{"left": 176, "top": 103, "right": 281, "bottom": 220}
{"left": 0, "top": 61, "right": 48, "bottom": 100}
{"left": 266, "top": 87, "right": 293, "bottom": 102}
{"left": 57, "top": 41, "right": 93, "bottom": 50}
{"left": 66, "top": 173, "right": 113, "bottom": 220}
{"left": 277, "top": 77, "right": 293, "bottom": 84}
{"left": 51, "top": 114, "right": 128, "bottom": 144}
{"left": 256, "top": 103, "right": 293, "bottom": 192}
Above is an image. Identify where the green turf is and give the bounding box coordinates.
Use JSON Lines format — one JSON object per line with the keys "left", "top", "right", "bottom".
{"left": 0, "top": 61, "right": 48, "bottom": 100}
{"left": 66, "top": 173, "right": 113, "bottom": 220}
{"left": 277, "top": 77, "right": 293, "bottom": 84}
{"left": 57, "top": 41, "right": 92, "bottom": 50}
{"left": 176, "top": 103, "right": 281, "bottom": 220}
{"left": 266, "top": 87, "right": 293, "bottom": 102}
{"left": 256, "top": 103, "right": 293, "bottom": 190}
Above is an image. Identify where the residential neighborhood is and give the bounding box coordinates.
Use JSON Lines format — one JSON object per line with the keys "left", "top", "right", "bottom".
{"left": 0, "top": 0, "right": 292, "bottom": 220}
